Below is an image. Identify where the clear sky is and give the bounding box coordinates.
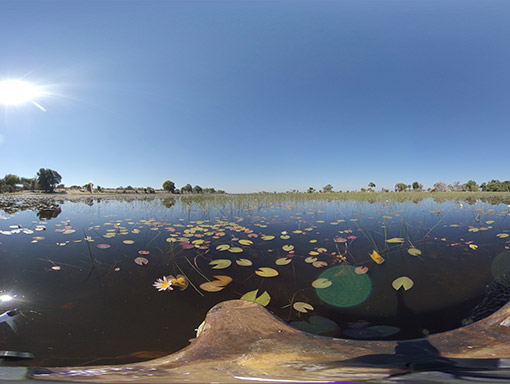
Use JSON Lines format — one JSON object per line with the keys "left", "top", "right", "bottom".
{"left": 1, "top": 0, "right": 509, "bottom": 193}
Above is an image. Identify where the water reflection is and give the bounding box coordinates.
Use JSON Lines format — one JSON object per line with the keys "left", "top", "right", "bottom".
{"left": 0, "top": 195, "right": 509, "bottom": 366}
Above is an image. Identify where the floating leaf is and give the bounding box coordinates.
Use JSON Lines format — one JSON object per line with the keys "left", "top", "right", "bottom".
{"left": 255, "top": 267, "right": 279, "bottom": 277}
{"left": 228, "top": 247, "right": 243, "bottom": 253}
{"left": 392, "top": 276, "right": 414, "bottom": 291}
{"left": 407, "top": 248, "right": 422, "bottom": 256}
{"left": 280, "top": 235, "right": 290, "bottom": 240}
{"left": 305, "top": 256, "right": 318, "bottom": 263}
{"left": 309, "top": 239, "right": 318, "bottom": 243}
{"left": 236, "top": 258, "right": 253, "bottom": 266}
{"left": 261, "top": 235, "right": 275, "bottom": 241}
{"left": 469, "top": 244, "right": 478, "bottom": 250}
{"left": 238, "top": 239, "right": 253, "bottom": 246}
{"left": 200, "top": 282, "right": 225, "bottom": 292}
{"left": 282, "top": 244, "right": 294, "bottom": 252}
{"left": 209, "top": 259, "right": 232, "bottom": 269}
{"left": 134, "top": 257, "right": 149, "bottom": 265}
{"left": 468, "top": 228, "right": 480, "bottom": 233}
{"left": 216, "top": 244, "right": 230, "bottom": 251}
{"left": 497, "top": 233, "right": 509, "bottom": 238}
{"left": 293, "top": 302, "right": 314, "bottom": 313}
{"left": 199, "top": 275, "right": 232, "bottom": 292}
{"left": 123, "top": 240, "right": 135, "bottom": 245}
{"left": 369, "top": 250, "right": 385, "bottom": 264}
{"left": 240, "top": 289, "right": 271, "bottom": 306}
{"left": 138, "top": 250, "right": 150, "bottom": 255}
{"left": 275, "top": 257, "right": 292, "bottom": 265}
{"left": 386, "top": 238, "right": 404, "bottom": 243}
{"left": 312, "top": 261, "right": 328, "bottom": 268}
{"left": 355, "top": 266, "right": 369, "bottom": 274}
{"left": 312, "top": 278, "right": 332, "bottom": 289}
{"left": 213, "top": 275, "right": 233, "bottom": 285}
{"left": 308, "top": 251, "right": 319, "bottom": 256}
{"left": 317, "top": 247, "right": 327, "bottom": 253}
{"left": 96, "top": 244, "right": 111, "bottom": 249}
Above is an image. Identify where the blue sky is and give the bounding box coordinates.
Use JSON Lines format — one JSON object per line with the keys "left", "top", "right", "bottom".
{"left": 1, "top": 0, "right": 509, "bottom": 193}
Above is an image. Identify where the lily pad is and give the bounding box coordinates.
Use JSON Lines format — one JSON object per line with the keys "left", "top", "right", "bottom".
{"left": 386, "top": 238, "right": 404, "bottom": 243}
{"left": 275, "top": 257, "right": 292, "bottom": 265}
{"left": 407, "top": 248, "right": 422, "bottom": 256}
{"left": 392, "top": 276, "right": 414, "bottom": 291}
{"left": 293, "top": 302, "right": 314, "bottom": 313}
{"left": 240, "top": 289, "right": 271, "bottom": 306}
{"left": 134, "top": 257, "right": 149, "bottom": 265}
{"left": 236, "top": 258, "right": 253, "bottom": 266}
{"left": 209, "top": 259, "right": 232, "bottom": 269}
{"left": 255, "top": 267, "right": 279, "bottom": 277}
{"left": 311, "top": 278, "right": 332, "bottom": 289}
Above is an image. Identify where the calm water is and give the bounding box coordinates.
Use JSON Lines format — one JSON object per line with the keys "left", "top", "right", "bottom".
{"left": 1, "top": 195, "right": 510, "bottom": 366}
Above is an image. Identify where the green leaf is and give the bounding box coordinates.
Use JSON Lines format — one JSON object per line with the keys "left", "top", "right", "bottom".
{"left": 293, "top": 302, "right": 314, "bottom": 313}
{"left": 282, "top": 244, "right": 294, "bottom": 252}
{"left": 238, "top": 239, "right": 253, "bottom": 246}
{"left": 255, "top": 267, "right": 279, "bottom": 277}
{"left": 392, "top": 276, "right": 414, "bottom": 291}
{"left": 407, "top": 248, "right": 422, "bottom": 256}
{"left": 386, "top": 238, "right": 404, "bottom": 243}
{"left": 240, "top": 289, "right": 271, "bottom": 307}
{"left": 312, "top": 278, "right": 332, "bottom": 289}
{"left": 275, "top": 257, "right": 292, "bottom": 265}
{"left": 236, "top": 258, "right": 253, "bottom": 266}
{"left": 209, "top": 259, "right": 232, "bottom": 269}
{"left": 216, "top": 244, "right": 230, "bottom": 251}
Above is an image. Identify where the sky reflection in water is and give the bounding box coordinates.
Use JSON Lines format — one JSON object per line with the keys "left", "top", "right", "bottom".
{"left": 0, "top": 196, "right": 509, "bottom": 366}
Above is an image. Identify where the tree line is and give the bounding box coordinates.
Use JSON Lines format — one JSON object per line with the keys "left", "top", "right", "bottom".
{"left": 162, "top": 180, "right": 225, "bottom": 194}
{"left": 304, "top": 180, "right": 510, "bottom": 193}
{"left": 0, "top": 169, "right": 62, "bottom": 193}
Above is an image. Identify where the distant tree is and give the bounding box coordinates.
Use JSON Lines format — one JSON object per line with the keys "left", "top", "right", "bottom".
{"left": 307, "top": 187, "right": 316, "bottom": 193}
{"left": 448, "top": 181, "right": 462, "bottom": 192}
{"left": 433, "top": 182, "right": 447, "bottom": 192}
{"left": 203, "top": 188, "right": 216, "bottom": 194}
{"left": 21, "top": 177, "right": 37, "bottom": 190}
{"left": 412, "top": 181, "right": 423, "bottom": 191}
{"left": 181, "top": 184, "right": 192, "bottom": 194}
{"left": 145, "top": 187, "right": 155, "bottom": 194}
{"left": 394, "top": 183, "right": 408, "bottom": 192}
{"left": 193, "top": 185, "right": 203, "bottom": 194}
{"left": 126, "top": 185, "right": 134, "bottom": 190}
{"left": 37, "top": 168, "right": 62, "bottom": 193}
{"left": 481, "top": 179, "right": 510, "bottom": 192}
{"left": 322, "top": 184, "right": 333, "bottom": 193}
{"left": 162, "top": 180, "right": 176, "bottom": 193}
{"left": 360, "top": 188, "right": 367, "bottom": 192}
{"left": 4, "top": 174, "right": 20, "bottom": 186}
{"left": 368, "top": 182, "right": 376, "bottom": 189}
{"left": 217, "top": 190, "right": 226, "bottom": 194}
{"left": 463, "top": 180, "right": 479, "bottom": 192}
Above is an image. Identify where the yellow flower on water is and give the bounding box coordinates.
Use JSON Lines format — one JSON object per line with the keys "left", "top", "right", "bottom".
{"left": 153, "top": 276, "right": 173, "bottom": 291}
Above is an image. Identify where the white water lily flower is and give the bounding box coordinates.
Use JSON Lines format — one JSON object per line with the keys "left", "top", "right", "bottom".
{"left": 153, "top": 276, "right": 173, "bottom": 291}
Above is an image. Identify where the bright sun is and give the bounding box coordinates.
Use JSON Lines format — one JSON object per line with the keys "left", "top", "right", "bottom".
{"left": 0, "top": 79, "right": 44, "bottom": 105}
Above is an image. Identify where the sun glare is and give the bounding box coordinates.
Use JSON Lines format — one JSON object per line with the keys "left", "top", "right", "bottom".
{"left": 0, "top": 79, "right": 44, "bottom": 106}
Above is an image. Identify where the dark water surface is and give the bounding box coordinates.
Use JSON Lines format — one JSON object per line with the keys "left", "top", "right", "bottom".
{"left": 1, "top": 195, "right": 510, "bottom": 366}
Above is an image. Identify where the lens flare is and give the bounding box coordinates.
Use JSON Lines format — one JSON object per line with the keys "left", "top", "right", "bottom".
{"left": 0, "top": 80, "right": 44, "bottom": 105}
